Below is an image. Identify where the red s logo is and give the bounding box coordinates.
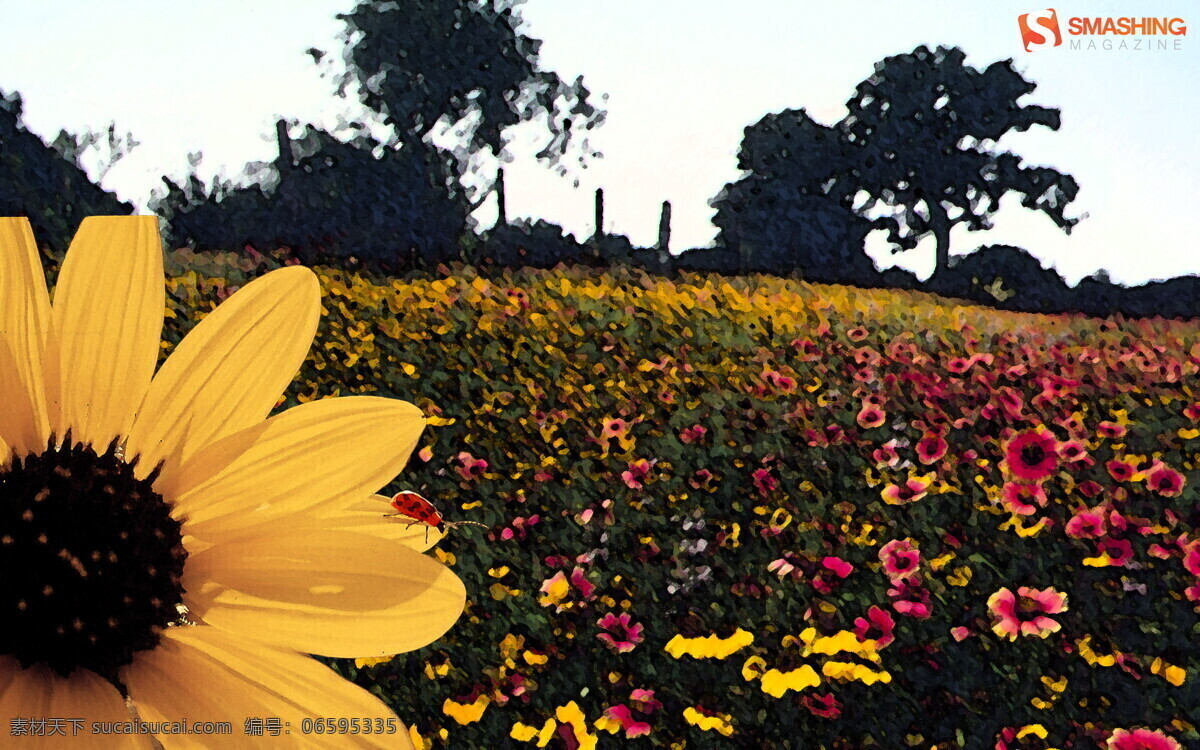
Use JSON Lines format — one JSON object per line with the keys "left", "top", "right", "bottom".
{"left": 1018, "top": 9, "right": 1063, "bottom": 51}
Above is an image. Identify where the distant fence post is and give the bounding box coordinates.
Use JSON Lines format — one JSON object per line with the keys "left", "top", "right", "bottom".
{"left": 496, "top": 167, "right": 507, "bottom": 227}
{"left": 275, "top": 119, "right": 292, "bottom": 169}
{"left": 657, "top": 200, "right": 671, "bottom": 272}
{"left": 591, "top": 187, "right": 605, "bottom": 260}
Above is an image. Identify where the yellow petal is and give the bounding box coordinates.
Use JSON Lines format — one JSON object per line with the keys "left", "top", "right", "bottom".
{"left": 125, "top": 266, "right": 320, "bottom": 481}
{"left": 123, "top": 627, "right": 414, "bottom": 750}
{"left": 317, "top": 495, "right": 445, "bottom": 551}
{"left": 49, "top": 216, "right": 163, "bottom": 449}
{"left": 0, "top": 218, "right": 53, "bottom": 454}
{"left": 0, "top": 659, "right": 151, "bottom": 749}
{"left": 181, "top": 530, "right": 465, "bottom": 658}
{"left": 167, "top": 397, "right": 425, "bottom": 538}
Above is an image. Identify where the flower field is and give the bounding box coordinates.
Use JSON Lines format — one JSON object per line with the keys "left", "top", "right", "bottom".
{"left": 163, "top": 255, "right": 1200, "bottom": 749}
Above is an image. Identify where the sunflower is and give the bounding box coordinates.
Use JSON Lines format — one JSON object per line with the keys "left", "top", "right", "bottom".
{"left": 0, "top": 217, "right": 465, "bottom": 748}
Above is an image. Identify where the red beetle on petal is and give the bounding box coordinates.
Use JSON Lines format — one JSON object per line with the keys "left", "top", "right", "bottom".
{"left": 387, "top": 491, "right": 488, "bottom": 543}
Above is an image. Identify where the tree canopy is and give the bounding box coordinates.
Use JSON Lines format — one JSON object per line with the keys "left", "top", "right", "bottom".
{"left": 712, "top": 45, "right": 1082, "bottom": 279}
{"left": 839, "top": 44, "right": 1081, "bottom": 275}
{"left": 710, "top": 108, "right": 875, "bottom": 281}
{"left": 336, "top": 0, "right": 604, "bottom": 196}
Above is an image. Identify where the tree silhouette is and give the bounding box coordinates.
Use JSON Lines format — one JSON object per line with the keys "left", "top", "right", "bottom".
{"left": 839, "top": 44, "right": 1081, "bottom": 275}
{"left": 157, "top": 124, "right": 467, "bottom": 269}
{"left": 0, "top": 89, "right": 131, "bottom": 253}
{"left": 336, "top": 0, "right": 604, "bottom": 205}
{"left": 710, "top": 109, "right": 875, "bottom": 281}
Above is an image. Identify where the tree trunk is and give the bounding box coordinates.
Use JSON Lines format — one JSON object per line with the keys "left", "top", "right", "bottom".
{"left": 929, "top": 202, "right": 951, "bottom": 277}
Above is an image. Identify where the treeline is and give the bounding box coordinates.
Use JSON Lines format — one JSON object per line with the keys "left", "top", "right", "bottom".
{"left": 1, "top": 0, "right": 1194, "bottom": 321}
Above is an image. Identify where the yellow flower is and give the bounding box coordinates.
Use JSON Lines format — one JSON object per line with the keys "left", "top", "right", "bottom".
{"left": 1151, "top": 657, "right": 1187, "bottom": 686}
{"left": 664, "top": 628, "right": 754, "bottom": 659}
{"left": 443, "top": 695, "right": 489, "bottom": 725}
{"left": 759, "top": 665, "right": 821, "bottom": 697}
{"left": 682, "top": 707, "right": 735, "bottom": 736}
{"left": 0, "top": 217, "right": 465, "bottom": 747}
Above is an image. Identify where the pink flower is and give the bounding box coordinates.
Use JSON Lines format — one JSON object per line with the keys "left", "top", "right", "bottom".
{"left": 1004, "top": 429, "right": 1059, "bottom": 482}
{"left": 601, "top": 417, "right": 630, "bottom": 440}
{"left": 679, "top": 424, "right": 708, "bottom": 444}
{"left": 1065, "top": 507, "right": 1108, "bottom": 539}
{"left": 888, "top": 579, "right": 932, "bottom": 619}
{"left": 752, "top": 468, "right": 778, "bottom": 496}
{"left": 1097, "top": 538, "right": 1134, "bottom": 567}
{"left": 1098, "top": 421, "right": 1128, "bottom": 439}
{"left": 622, "top": 459, "right": 654, "bottom": 489}
{"left": 1057, "top": 439, "right": 1090, "bottom": 464}
{"left": 950, "top": 626, "right": 971, "bottom": 642}
{"left": 570, "top": 566, "right": 596, "bottom": 599}
{"left": 1106, "top": 728, "right": 1182, "bottom": 750}
{"left": 629, "top": 689, "right": 662, "bottom": 714}
{"left": 822, "top": 556, "right": 854, "bottom": 578}
{"left": 1000, "top": 482, "right": 1048, "bottom": 516}
{"left": 801, "top": 692, "right": 842, "bottom": 719}
{"left": 456, "top": 452, "right": 489, "bottom": 481}
{"left": 857, "top": 404, "right": 887, "bottom": 429}
{"left": 1183, "top": 541, "right": 1200, "bottom": 577}
{"left": 1107, "top": 459, "right": 1136, "bottom": 482}
{"left": 916, "top": 433, "right": 948, "bottom": 465}
{"left": 689, "top": 469, "right": 715, "bottom": 490}
{"left": 597, "top": 612, "right": 645, "bottom": 654}
{"left": 881, "top": 476, "right": 932, "bottom": 505}
{"left": 600, "top": 704, "right": 651, "bottom": 738}
{"left": 987, "top": 586, "right": 1067, "bottom": 640}
{"left": 853, "top": 605, "right": 895, "bottom": 649}
{"left": 873, "top": 441, "right": 900, "bottom": 468}
{"left": 1147, "top": 466, "right": 1186, "bottom": 497}
{"left": 879, "top": 539, "right": 921, "bottom": 582}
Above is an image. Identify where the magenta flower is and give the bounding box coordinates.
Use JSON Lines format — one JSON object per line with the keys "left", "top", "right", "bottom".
{"left": 622, "top": 458, "right": 653, "bottom": 489}
{"left": 1065, "top": 507, "right": 1108, "bottom": 539}
{"left": 601, "top": 705, "right": 652, "bottom": 738}
{"left": 1106, "top": 728, "right": 1182, "bottom": 750}
{"left": 888, "top": 579, "right": 932, "bottom": 619}
{"left": 801, "top": 692, "right": 842, "bottom": 719}
{"left": 1147, "top": 465, "right": 1186, "bottom": 497}
{"left": 1183, "top": 541, "right": 1200, "bottom": 577}
{"left": 1001, "top": 482, "right": 1048, "bottom": 516}
{"left": 679, "top": 424, "right": 708, "bottom": 444}
{"left": 853, "top": 605, "right": 896, "bottom": 649}
{"left": 879, "top": 539, "right": 921, "bottom": 582}
{"left": 857, "top": 404, "right": 887, "bottom": 429}
{"left": 570, "top": 567, "right": 596, "bottom": 599}
{"left": 597, "top": 612, "right": 645, "bottom": 653}
{"left": 629, "top": 689, "right": 662, "bottom": 714}
{"left": 1004, "top": 429, "right": 1059, "bottom": 482}
{"left": 456, "top": 451, "right": 489, "bottom": 481}
{"left": 873, "top": 440, "right": 901, "bottom": 468}
{"left": 987, "top": 586, "right": 1067, "bottom": 640}
{"left": 752, "top": 468, "right": 778, "bottom": 496}
{"left": 916, "top": 433, "right": 948, "bottom": 465}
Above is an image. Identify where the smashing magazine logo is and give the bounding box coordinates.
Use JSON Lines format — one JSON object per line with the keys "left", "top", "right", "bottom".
{"left": 1019, "top": 9, "right": 1187, "bottom": 52}
{"left": 1019, "top": 9, "right": 1062, "bottom": 51}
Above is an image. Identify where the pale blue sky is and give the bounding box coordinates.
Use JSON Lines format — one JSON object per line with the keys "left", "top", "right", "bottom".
{"left": 0, "top": 1, "right": 1197, "bottom": 284}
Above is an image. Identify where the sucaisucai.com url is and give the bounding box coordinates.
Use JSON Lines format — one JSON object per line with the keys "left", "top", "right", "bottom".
{"left": 91, "top": 720, "right": 233, "bottom": 735}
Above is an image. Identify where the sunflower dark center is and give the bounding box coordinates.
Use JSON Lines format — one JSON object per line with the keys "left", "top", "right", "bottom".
{"left": 1019, "top": 443, "right": 1046, "bottom": 467}
{"left": 0, "top": 434, "right": 186, "bottom": 683}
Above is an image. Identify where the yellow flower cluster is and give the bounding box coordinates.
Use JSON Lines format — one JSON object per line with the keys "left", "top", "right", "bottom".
{"left": 510, "top": 702, "right": 598, "bottom": 749}
{"left": 682, "top": 707, "right": 735, "bottom": 736}
{"left": 664, "top": 628, "right": 754, "bottom": 659}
